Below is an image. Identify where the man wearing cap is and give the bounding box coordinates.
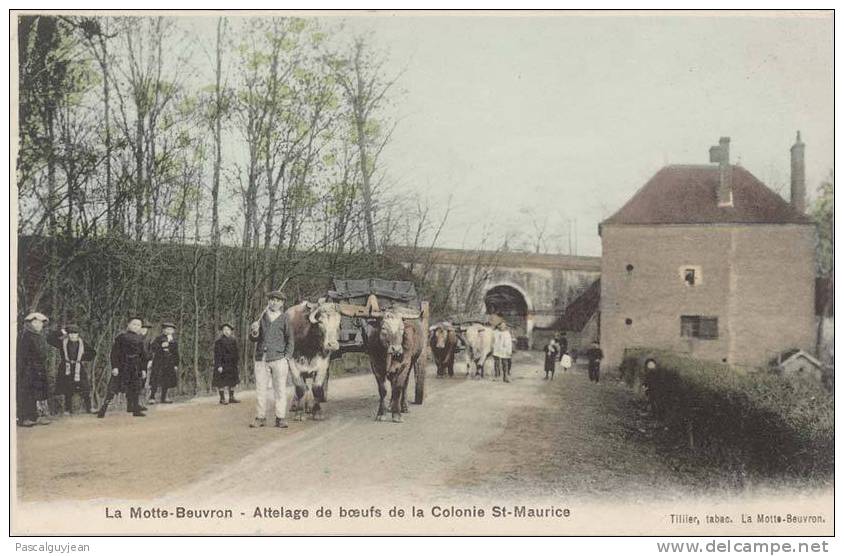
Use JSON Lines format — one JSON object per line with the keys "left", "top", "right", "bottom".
{"left": 249, "top": 290, "right": 299, "bottom": 428}
{"left": 17, "top": 313, "right": 51, "bottom": 426}
{"left": 149, "top": 322, "right": 179, "bottom": 404}
{"left": 213, "top": 323, "right": 240, "bottom": 405}
{"left": 47, "top": 324, "right": 96, "bottom": 415}
{"left": 99, "top": 317, "right": 147, "bottom": 418}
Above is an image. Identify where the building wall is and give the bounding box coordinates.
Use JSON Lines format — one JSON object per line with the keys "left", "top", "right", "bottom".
{"left": 600, "top": 224, "right": 816, "bottom": 369}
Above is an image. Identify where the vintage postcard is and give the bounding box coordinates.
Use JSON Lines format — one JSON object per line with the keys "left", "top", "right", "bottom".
{"left": 10, "top": 9, "right": 835, "bottom": 536}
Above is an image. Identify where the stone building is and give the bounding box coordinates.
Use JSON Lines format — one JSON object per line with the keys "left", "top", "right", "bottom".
{"left": 599, "top": 134, "right": 816, "bottom": 370}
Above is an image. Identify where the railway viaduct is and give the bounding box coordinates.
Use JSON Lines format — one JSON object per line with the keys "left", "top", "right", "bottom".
{"left": 385, "top": 246, "right": 601, "bottom": 346}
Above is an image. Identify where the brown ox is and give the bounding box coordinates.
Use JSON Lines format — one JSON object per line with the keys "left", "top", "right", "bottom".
{"left": 286, "top": 300, "right": 341, "bottom": 420}
{"left": 363, "top": 310, "right": 423, "bottom": 422}
{"left": 429, "top": 324, "right": 458, "bottom": 378}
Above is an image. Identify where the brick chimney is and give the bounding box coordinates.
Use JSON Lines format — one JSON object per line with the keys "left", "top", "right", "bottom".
{"left": 710, "top": 136, "right": 733, "bottom": 207}
{"left": 790, "top": 131, "right": 806, "bottom": 214}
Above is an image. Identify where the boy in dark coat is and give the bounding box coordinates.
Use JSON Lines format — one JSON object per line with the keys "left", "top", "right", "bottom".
{"left": 149, "top": 322, "right": 179, "bottom": 404}
{"left": 543, "top": 337, "right": 560, "bottom": 380}
{"left": 47, "top": 324, "right": 96, "bottom": 415}
{"left": 17, "top": 312, "right": 51, "bottom": 426}
{"left": 98, "top": 317, "right": 147, "bottom": 417}
{"left": 213, "top": 323, "right": 240, "bottom": 404}
{"left": 586, "top": 341, "right": 604, "bottom": 383}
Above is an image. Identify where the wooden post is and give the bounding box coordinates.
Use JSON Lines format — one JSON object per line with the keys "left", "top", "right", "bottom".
{"left": 687, "top": 420, "right": 695, "bottom": 451}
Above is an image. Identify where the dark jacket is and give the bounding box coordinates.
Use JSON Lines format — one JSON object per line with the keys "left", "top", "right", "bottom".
{"left": 110, "top": 331, "right": 147, "bottom": 388}
{"left": 250, "top": 310, "right": 294, "bottom": 362}
{"left": 213, "top": 335, "right": 240, "bottom": 388}
{"left": 585, "top": 347, "right": 604, "bottom": 371}
{"left": 544, "top": 342, "right": 560, "bottom": 370}
{"left": 17, "top": 327, "right": 49, "bottom": 399}
{"left": 150, "top": 334, "right": 179, "bottom": 389}
{"left": 47, "top": 330, "right": 96, "bottom": 393}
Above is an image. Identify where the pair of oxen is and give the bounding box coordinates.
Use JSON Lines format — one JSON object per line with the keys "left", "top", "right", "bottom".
{"left": 286, "top": 299, "right": 424, "bottom": 423}
{"left": 429, "top": 322, "right": 495, "bottom": 379}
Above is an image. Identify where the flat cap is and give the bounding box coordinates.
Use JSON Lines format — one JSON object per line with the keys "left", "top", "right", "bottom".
{"left": 161, "top": 321, "right": 177, "bottom": 329}
{"left": 219, "top": 323, "right": 234, "bottom": 331}
{"left": 142, "top": 320, "right": 154, "bottom": 329}
{"left": 24, "top": 312, "right": 49, "bottom": 322}
{"left": 64, "top": 324, "right": 80, "bottom": 334}
{"left": 267, "top": 290, "right": 287, "bottom": 301}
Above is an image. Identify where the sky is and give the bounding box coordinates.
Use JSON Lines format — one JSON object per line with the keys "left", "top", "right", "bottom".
{"left": 184, "top": 12, "right": 833, "bottom": 256}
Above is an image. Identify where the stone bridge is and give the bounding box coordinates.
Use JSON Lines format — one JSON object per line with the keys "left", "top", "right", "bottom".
{"left": 385, "top": 246, "right": 601, "bottom": 345}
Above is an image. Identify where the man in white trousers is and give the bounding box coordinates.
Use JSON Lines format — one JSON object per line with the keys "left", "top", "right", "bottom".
{"left": 249, "top": 289, "right": 299, "bottom": 429}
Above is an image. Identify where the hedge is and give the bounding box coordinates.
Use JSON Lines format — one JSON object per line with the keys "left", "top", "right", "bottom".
{"left": 621, "top": 348, "right": 834, "bottom": 477}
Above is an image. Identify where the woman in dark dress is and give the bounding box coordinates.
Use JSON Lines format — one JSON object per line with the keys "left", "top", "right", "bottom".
{"left": 213, "top": 323, "right": 240, "bottom": 404}
{"left": 47, "top": 324, "right": 97, "bottom": 415}
{"left": 149, "top": 322, "right": 179, "bottom": 403}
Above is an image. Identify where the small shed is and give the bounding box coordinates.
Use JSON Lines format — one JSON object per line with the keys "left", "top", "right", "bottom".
{"left": 770, "top": 349, "right": 825, "bottom": 383}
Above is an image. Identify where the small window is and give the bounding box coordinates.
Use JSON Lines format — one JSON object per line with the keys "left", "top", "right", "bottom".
{"left": 679, "top": 265, "right": 703, "bottom": 286}
{"left": 626, "top": 264, "right": 634, "bottom": 272}
{"left": 680, "top": 315, "right": 718, "bottom": 339}
{"left": 625, "top": 318, "right": 633, "bottom": 325}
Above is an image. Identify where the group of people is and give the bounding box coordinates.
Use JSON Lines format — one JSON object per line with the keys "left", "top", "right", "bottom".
{"left": 15, "top": 310, "right": 243, "bottom": 427}
{"left": 16, "top": 288, "right": 296, "bottom": 430}
{"left": 542, "top": 335, "right": 604, "bottom": 382}
{"left": 17, "top": 288, "right": 606, "bottom": 429}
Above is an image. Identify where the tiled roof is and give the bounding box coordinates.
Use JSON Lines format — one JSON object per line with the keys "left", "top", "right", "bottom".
{"left": 602, "top": 165, "right": 812, "bottom": 226}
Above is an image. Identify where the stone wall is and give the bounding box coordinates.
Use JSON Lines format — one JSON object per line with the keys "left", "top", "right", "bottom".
{"left": 600, "top": 224, "right": 816, "bottom": 369}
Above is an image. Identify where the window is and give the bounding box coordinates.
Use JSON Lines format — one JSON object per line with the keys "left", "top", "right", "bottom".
{"left": 626, "top": 264, "right": 634, "bottom": 272}
{"left": 679, "top": 265, "right": 703, "bottom": 286}
{"left": 680, "top": 315, "right": 718, "bottom": 339}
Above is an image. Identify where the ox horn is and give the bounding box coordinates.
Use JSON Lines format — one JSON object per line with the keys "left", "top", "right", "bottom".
{"left": 309, "top": 308, "right": 320, "bottom": 324}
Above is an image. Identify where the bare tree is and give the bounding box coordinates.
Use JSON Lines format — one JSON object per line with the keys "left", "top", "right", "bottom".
{"left": 328, "top": 37, "right": 401, "bottom": 254}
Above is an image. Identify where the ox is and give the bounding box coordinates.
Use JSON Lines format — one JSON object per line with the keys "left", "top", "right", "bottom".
{"left": 461, "top": 323, "right": 494, "bottom": 379}
{"left": 429, "top": 323, "right": 458, "bottom": 378}
{"left": 286, "top": 299, "right": 341, "bottom": 420}
{"left": 363, "top": 309, "right": 424, "bottom": 422}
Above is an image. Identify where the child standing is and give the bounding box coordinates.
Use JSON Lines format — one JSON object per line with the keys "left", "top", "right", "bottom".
{"left": 543, "top": 337, "right": 560, "bottom": 380}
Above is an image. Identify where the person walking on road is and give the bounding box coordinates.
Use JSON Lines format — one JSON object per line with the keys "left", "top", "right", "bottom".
{"left": 586, "top": 341, "right": 604, "bottom": 383}
{"left": 249, "top": 290, "right": 301, "bottom": 429}
{"left": 213, "top": 323, "right": 240, "bottom": 405}
{"left": 47, "top": 324, "right": 96, "bottom": 415}
{"left": 492, "top": 320, "right": 513, "bottom": 383}
{"left": 99, "top": 317, "right": 148, "bottom": 418}
{"left": 149, "top": 322, "right": 179, "bottom": 404}
{"left": 17, "top": 312, "right": 51, "bottom": 427}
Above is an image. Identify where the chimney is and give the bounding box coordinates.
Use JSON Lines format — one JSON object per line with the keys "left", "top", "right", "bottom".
{"left": 790, "top": 131, "right": 806, "bottom": 214}
{"left": 710, "top": 136, "right": 733, "bottom": 207}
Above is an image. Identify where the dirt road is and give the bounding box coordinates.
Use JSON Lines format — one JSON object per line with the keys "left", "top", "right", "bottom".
{"left": 14, "top": 352, "right": 734, "bottom": 503}
{"left": 17, "top": 353, "right": 832, "bottom": 516}
{"left": 14, "top": 351, "right": 834, "bottom": 534}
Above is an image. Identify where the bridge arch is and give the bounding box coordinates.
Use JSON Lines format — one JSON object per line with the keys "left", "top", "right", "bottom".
{"left": 482, "top": 281, "right": 535, "bottom": 344}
